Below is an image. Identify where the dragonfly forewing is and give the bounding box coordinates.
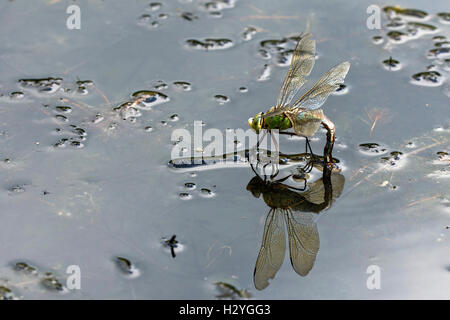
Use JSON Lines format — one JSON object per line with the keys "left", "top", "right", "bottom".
{"left": 293, "top": 61, "right": 350, "bottom": 111}
{"left": 275, "top": 33, "right": 316, "bottom": 108}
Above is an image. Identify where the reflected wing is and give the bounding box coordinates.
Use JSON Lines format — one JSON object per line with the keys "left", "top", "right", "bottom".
{"left": 292, "top": 61, "right": 350, "bottom": 111}
{"left": 284, "top": 211, "right": 319, "bottom": 276}
{"left": 302, "top": 173, "right": 346, "bottom": 204}
{"left": 253, "top": 209, "right": 286, "bottom": 290}
{"left": 276, "top": 34, "right": 316, "bottom": 107}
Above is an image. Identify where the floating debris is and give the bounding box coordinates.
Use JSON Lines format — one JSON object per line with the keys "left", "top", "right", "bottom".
{"left": 181, "top": 12, "right": 199, "bottom": 21}
{"left": 184, "top": 182, "right": 196, "bottom": 190}
{"left": 76, "top": 80, "right": 94, "bottom": 95}
{"left": 179, "top": 192, "right": 192, "bottom": 200}
{"left": 239, "top": 86, "right": 248, "bottom": 93}
{"left": 154, "top": 81, "right": 168, "bottom": 90}
{"left": 9, "top": 91, "right": 24, "bottom": 100}
{"left": 41, "top": 273, "right": 65, "bottom": 292}
{"left": 386, "top": 17, "right": 405, "bottom": 30}
{"left": 382, "top": 57, "right": 401, "bottom": 71}
{"left": 116, "top": 257, "right": 140, "bottom": 278}
{"left": 214, "top": 94, "right": 230, "bottom": 105}
{"left": 386, "top": 30, "right": 408, "bottom": 43}
{"left": 55, "top": 114, "right": 69, "bottom": 122}
{"left": 427, "top": 47, "right": 450, "bottom": 59}
{"left": 8, "top": 184, "right": 26, "bottom": 193}
{"left": 14, "top": 262, "right": 38, "bottom": 275}
{"left": 241, "top": 26, "right": 258, "bottom": 41}
{"left": 18, "top": 77, "right": 63, "bottom": 95}
{"left": 372, "top": 35, "right": 384, "bottom": 45}
{"left": 92, "top": 113, "right": 104, "bottom": 124}
{"left": 114, "top": 102, "right": 142, "bottom": 120}
{"left": 148, "top": 2, "right": 162, "bottom": 11}
{"left": 163, "top": 235, "right": 179, "bottom": 258}
{"left": 411, "top": 71, "right": 444, "bottom": 87}
{"left": 381, "top": 151, "right": 404, "bottom": 167}
{"left": 201, "top": 0, "right": 236, "bottom": 12}
{"left": 114, "top": 90, "right": 170, "bottom": 113}
{"left": 383, "top": 6, "right": 428, "bottom": 20}
{"left": 437, "top": 12, "right": 450, "bottom": 24}
{"left": 199, "top": 188, "right": 215, "bottom": 198}
{"left": 185, "top": 38, "right": 233, "bottom": 51}
{"left": 333, "top": 84, "right": 349, "bottom": 95}
{"left": 258, "top": 49, "right": 271, "bottom": 59}
{"left": 144, "top": 125, "right": 153, "bottom": 132}
{"left": 257, "top": 64, "right": 271, "bottom": 81}
{"left": 0, "top": 286, "right": 17, "bottom": 300}
{"left": 215, "top": 281, "right": 251, "bottom": 300}
{"left": 208, "top": 11, "right": 222, "bottom": 18}
{"left": 173, "top": 81, "right": 192, "bottom": 91}
{"left": 434, "top": 41, "right": 450, "bottom": 48}
{"left": 359, "top": 143, "right": 388, "bottom": 155}
{"left": 55, "top": 106, "right": 72, "bottom": 114}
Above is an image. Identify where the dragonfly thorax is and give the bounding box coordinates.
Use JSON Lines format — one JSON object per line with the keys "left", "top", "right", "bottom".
{"left": 248, "top": 110, "right": 292, "bottom": 134}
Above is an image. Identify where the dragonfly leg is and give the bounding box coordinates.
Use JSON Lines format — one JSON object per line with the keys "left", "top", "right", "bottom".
{"left": 321, "top": 116, "right": 335, "bottom": 169}
{"left": 269, "top": 133, "right": 280, "bottom": 180}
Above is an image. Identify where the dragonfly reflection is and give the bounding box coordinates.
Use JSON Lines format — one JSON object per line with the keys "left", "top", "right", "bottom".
{"left": 247, "top": 161, "right": 345, "bottom": 290}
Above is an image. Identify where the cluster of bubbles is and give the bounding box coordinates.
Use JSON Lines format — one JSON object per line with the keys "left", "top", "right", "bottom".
{"left": 52, "top": 105, "right": 88, "bottom": 149}
{"left": 372, "top": 6, "right": 450, "bottom": 89}
{"left": 0, "top": 261, "right": 69, "bottom": 299}
{"left": 179, "top": 181, "right": 216, "bottom": 200}
{"left": 428, "top": 151, "right": 450, "bottom": 179}
{"left": 137, "top": 0, "right": 238, "bottom": 29}
{"left": 358, "top": 142, "right": 405, "bottom": 169}
{"left": 111, "top": 80, "right": 190, "bottom": 134}
{"left": 185, "top": 38, "right": 234, "bottom": 51}
{"left": 114, "top": 90, "right": 170, "bottom": 120}
{"left": 138, "top": 2, "right": 169, "bottom": 29}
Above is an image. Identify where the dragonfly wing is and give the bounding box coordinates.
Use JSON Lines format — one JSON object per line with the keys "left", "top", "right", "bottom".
{"left": 262, "top": 34, "right": 316, "bottom": 120}
{"left": 302, "top": 173, "right": 346, "bottom": 204}
{"left": 284, "top": 211, "right": 319, "bottom": 277}
{"left": 253, "top": 209, "right": 286, "bottom": 290}
{"left": 293, "top": 61, "right": 350, "bottom": 111}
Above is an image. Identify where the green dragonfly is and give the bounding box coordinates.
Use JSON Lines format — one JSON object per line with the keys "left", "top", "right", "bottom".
{"left": 248, "top": 33, "right": 350, "bottom": 168}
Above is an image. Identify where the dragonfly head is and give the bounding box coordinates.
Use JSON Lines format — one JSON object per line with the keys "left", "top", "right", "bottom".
{"left": 248, "top": 112, "right": 264, "bottom": 134}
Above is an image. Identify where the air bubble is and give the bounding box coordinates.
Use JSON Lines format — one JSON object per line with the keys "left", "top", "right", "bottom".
{"left": 185, "top": 38, "right": 233, "bottom": 51}
{"left": 199, "top": 188, "right": 215, "bottom": 198}
{"left": 359, "top": 143, "right": 388, "bottom": 155}
{"left": 372, "top": 36, "right": 384, "bottom": 44}
{"left": 411, "top": 71, "right": 444, "bottom": 87}
{"left": 214, "top": 95, "right": 230, "bottom": 104}
{"left": 242, "top": 26, "right": 258, "bottom": 41}
{"left": 437, "top": 12, "right": 450, "bottom": 24}
{"left": 382, "top": 57, "right": 401, "bottom": 71}
{"left": 173, "top": 81, "right": 192, "bottom": 91}
{"left": 184, "top": 182, "right": 196, "bottom": 190}
{"left": 149, "top": 2, "right": 162, "bottom": 11}
{"left": 179, "top": 192, "right": 192, "bottom": 200}
{"left": 257, "top": 64, "right": 271, "bottom": 81}
{"left": 116, "top": 257, "right": 140, "bottom": 278}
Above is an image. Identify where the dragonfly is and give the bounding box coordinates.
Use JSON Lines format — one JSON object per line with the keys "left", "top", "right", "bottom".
{"left": 248, "top": 33, "right": 350, "bottom": 169}
{"left": 247, "top": 164, "right": 345, "bottom": 290}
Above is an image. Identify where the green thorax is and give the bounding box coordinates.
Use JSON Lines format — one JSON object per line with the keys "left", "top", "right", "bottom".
{"left": 263, "top": 114, "right": 292, "bottom": 130}
{"left": 262, "top": 107, "right": 325, "bottom": 131}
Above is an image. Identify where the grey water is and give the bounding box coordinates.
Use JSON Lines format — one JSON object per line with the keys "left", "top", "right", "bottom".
{"left": 0, "top": 0, "right": 449, "bottom": 299}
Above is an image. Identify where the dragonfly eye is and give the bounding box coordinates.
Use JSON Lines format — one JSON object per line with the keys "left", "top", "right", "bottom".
{"left": 248, "top": 113, "right": 263, "bottom": 133}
